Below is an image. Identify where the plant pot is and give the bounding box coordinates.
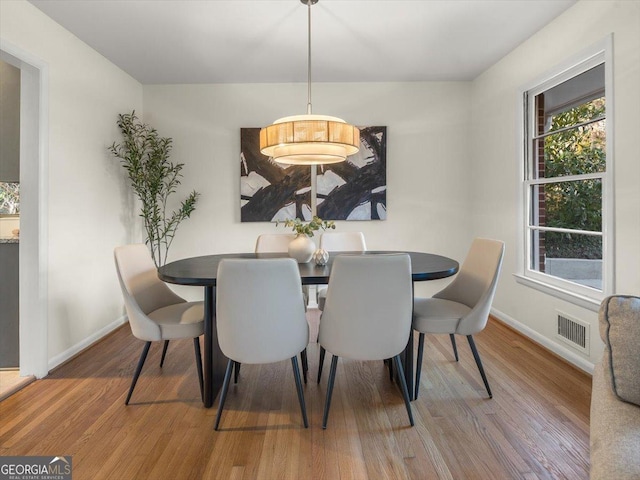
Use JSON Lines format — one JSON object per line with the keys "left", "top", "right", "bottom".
{"left": 288, "top": 234, "right": 315, "bottom": 263}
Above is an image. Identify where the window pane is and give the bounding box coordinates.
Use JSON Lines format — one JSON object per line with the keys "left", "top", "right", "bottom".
{"left": 533, "top": 118, "right": 606, "bottom": 179}
{"left": 540, "top": 64, "right": 605, "bottom": 133}
{"left": 545, "top": 231, "right": 602, "bottom": 260}
{"left": 546, "top": 97, "right": 605, "bottom": 133}
{"left": 530, "top": 179, "right": 602, "bottom": 231}
{"left": 530, "top": 230, "right": 602, "bottom": 290}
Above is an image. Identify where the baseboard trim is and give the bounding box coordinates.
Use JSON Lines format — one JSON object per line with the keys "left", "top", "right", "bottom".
{"left": 490, "top": 307, "right": 594, "bottom": 375}
{"left": 48, "top": 316, "right": 128, "bottom": 372}
{"left": 43, "top": 310, "right": 595, "bottom": 376}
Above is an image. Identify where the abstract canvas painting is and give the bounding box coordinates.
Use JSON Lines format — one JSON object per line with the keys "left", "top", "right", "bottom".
{"left": 240, "top": 126, "right": 386, "bottom": 222}
{"left": 0, "top": 182, "right": 20, "bottom": 215}
{"left": 316, "top": 126, "right": 387, "bottom": 221}
{"left": 240, "top": 128, "right": 312, "bottom": 222}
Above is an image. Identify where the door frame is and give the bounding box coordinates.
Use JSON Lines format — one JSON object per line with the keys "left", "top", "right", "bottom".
{"left": 1, "top": 39, "right": 49, "bottom": 378}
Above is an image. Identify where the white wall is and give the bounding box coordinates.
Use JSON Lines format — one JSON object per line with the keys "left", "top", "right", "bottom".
{"left": 4, "top": 0, "right": 635, "bottom": 375}
{"left": 143, "top": 81, "right": 473, "bottom": 300}
{"left": 470, "top": 0, "right": 640, "bottom": 368}
{"left": 0, "top": 0, "right": 143, "bottom": 370}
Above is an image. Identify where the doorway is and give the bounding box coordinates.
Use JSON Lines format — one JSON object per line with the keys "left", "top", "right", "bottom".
{"left": 0, "top": 40, "right": 49, "bottom": 398}
{"left": 0, "top": 59, "right": 21, "bottom": 394}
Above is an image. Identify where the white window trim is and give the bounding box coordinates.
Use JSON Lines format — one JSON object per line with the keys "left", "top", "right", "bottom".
{"left": 515, "top": 35, "right": 614, "bottom": 312}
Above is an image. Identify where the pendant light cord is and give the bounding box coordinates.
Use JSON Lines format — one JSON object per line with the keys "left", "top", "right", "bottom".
{"left": 306, "top": 0, "right": 312, "bottom": 115}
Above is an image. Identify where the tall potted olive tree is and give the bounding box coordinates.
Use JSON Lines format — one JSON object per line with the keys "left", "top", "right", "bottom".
{"left": 110, "top": 111, "right": 199, "bottom": 267}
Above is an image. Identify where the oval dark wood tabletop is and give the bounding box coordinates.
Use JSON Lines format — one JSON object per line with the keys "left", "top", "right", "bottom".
{"left": 158, "top": 251, "right": 459, "bottom": 286}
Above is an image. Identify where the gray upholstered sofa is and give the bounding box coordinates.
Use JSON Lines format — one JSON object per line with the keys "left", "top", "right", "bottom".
{"left": 590, "top": 295, "right": 640, "bottom": 480}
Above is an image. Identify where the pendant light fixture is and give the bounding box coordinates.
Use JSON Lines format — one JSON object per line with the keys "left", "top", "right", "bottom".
{"left": 259, "top": 0, "right": 359, "bottom": 165}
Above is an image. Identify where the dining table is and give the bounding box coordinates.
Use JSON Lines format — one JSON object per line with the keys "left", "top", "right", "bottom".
{"left": 158, "top": 250, "right": 459, "bottom": 407}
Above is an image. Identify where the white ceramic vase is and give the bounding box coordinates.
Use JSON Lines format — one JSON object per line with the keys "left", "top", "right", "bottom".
{"left": 312, "top": 248, "right": 329, "bottom": 266}
{"left": 288, "top": 234, "right": 315, "bottom": 263}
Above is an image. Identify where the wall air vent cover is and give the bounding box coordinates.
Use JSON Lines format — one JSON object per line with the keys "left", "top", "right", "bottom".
{"left": 556, "top": 311, "right": 590, "bottom": 354}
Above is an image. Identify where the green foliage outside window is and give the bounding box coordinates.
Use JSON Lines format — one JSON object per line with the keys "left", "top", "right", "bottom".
{"left": 543, "top": 98, "right": 605, "bottom": 259}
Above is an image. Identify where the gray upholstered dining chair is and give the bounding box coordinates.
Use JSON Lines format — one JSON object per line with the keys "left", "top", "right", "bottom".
{"left": 412, "top": 238, "right": 504, "bottom": 399}
{"left": 214, "top": 258, "right": 310, "bottom": 430}
{"left": 316, "top": 231, "right": 367, "bottom": 311}
{"left": 114, "top": 244, "right": 204, "bottom": 405}
{"left": 317, "top": 253, "right": 414, "bottom": 429}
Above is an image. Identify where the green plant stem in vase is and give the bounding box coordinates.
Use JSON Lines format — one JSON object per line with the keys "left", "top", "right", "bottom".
{"left": 277, "top": 216, "right": 335, "bottom": 263}
{"left": 277, "top": 216, "right": 335, "bottom": 237}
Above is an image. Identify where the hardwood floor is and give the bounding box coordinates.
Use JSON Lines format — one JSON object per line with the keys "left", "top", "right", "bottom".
{"left": 0, "top": 314, "right": 591, "bottom": 480}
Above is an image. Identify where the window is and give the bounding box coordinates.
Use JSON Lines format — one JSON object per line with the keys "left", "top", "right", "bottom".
{"left": 520, "top": 44, "right": 613, "bottom": 308}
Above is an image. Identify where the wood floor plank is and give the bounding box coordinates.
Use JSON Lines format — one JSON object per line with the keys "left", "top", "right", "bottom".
{"left": 0, "top": 315, "right": 591, "bottom": 479}
{"left": 346, "top": 360, "right": 413, "bottom": 479}
{"left": 310, "top": 367, "right": 342, "bottom": 480}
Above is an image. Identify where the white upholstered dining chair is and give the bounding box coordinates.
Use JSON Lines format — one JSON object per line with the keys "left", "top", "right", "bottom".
{"left": 114, "top": 244, "right": 204, "bottom": 405}
{"left": 316, "top": 231, "right": 367, "bottom": 311}
{"left": 317, "top": 253, "right": 414, "bottom": 429}
{"left": 214, "top": 258, "right": 310, "bottom": 430}
{"left": 253, "top": 233, "right": 309, "bottom": 381}
{"left": 412, "top": 238, "right": 505, "bottom": 399}
{"left": 320, "top": 231, "right": 367, "bottom": 252}
{"left": 254, "top": 233, "right": 297, "bottom": 253}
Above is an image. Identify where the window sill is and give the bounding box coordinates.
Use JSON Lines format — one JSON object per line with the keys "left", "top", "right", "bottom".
{"left": 513, "top": 274, "right": 602, "bottom": 312}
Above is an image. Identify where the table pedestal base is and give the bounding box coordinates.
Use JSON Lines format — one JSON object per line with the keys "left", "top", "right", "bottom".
{"left": 203, "top": 286, "right": 228, "bottom": 408}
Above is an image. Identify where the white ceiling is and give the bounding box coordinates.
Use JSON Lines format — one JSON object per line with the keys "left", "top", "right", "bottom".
{"left": 28, "top": 0, "right": 576, "bottom": 85}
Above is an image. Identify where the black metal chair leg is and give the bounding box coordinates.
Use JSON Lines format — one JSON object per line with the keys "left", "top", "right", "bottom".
{"left": 214, "top": 359, "right": 234, "bottom": 431}
{"left": 291, "top": 357, "right": 309, "bottom": 428}
{"left": 300, "top": 348, "right": 308, "bottom": 384}
{"left": 322, "top": 355, "right": 339, "bottom": 429}
{"left": 233, "top": 362, "right": 241, "bottom": 384}
{"left": 386, "top": 358, "right": 394, "bottom": 382}
{"left": 393, "top": 355, "right": 415, "bottom": 427}
{"left": 159, "top": 340, "right": 170, "bottom": 367}
{"left": 415, "top": 332, "right": 425, "bottom": 399}
{"left": 193, "top": 338, "right": 204, "bottom": 401}
{"left": 126, "top": 341, "right": 151, "bottom": 405}
{"left": 317, "top": 346, "right": 326, "bottom": 384}
{"left": 467, "top": 335, "right": 492, "bottom": 398}
{"left": 449, "top": 334, "right": 459, "bottom": 361}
